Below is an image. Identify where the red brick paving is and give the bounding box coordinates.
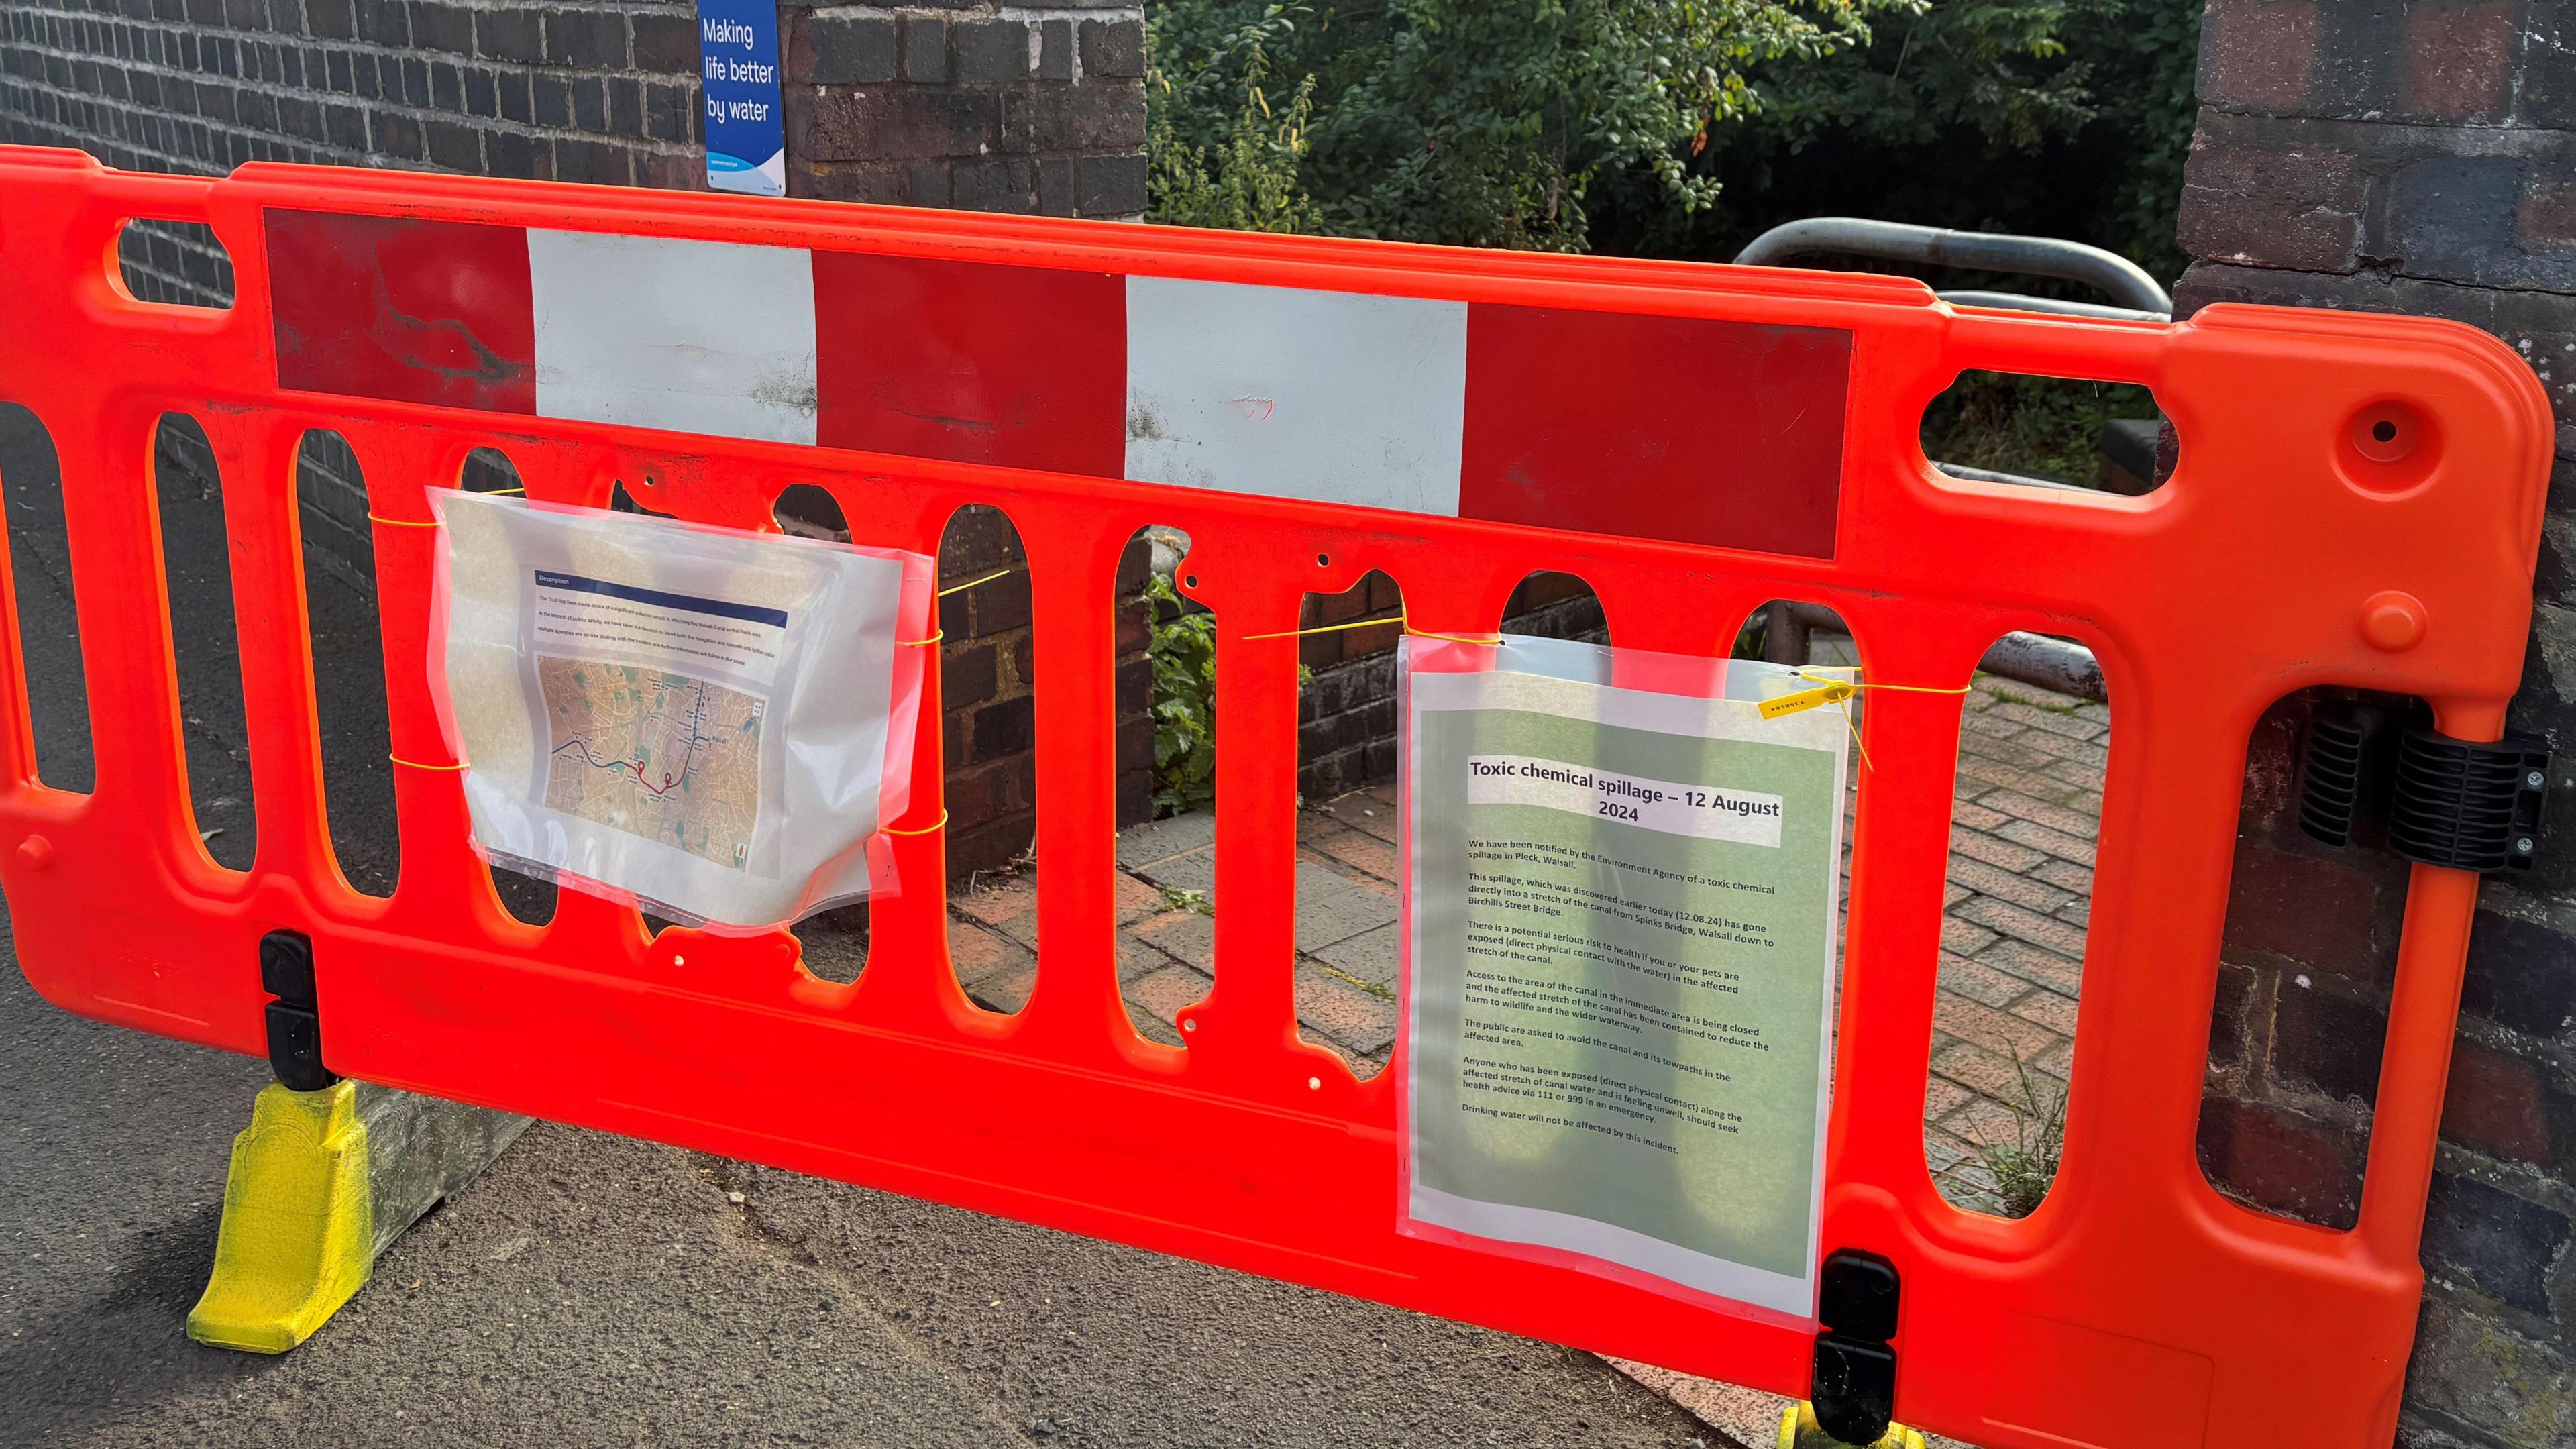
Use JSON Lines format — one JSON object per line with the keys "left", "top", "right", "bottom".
{"left": 941, "top": 672, "right": 2106, "bottom": 1216}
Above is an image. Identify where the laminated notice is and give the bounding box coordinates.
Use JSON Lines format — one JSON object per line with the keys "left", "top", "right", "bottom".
{"left": 428, "top": 492, "right": 934, "bottom": 931}
{"left": 1399, "top": 634, "right": 1849, "bottom": 1321}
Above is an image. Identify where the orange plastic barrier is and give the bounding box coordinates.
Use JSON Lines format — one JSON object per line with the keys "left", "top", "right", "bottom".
{"left": 0, "top": 147, "right": 2553, "bottom": 1449}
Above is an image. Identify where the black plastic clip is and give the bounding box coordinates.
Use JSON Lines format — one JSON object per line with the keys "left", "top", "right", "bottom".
{"left": 2387, "top": 729, "right": 2548, "bottom": 873}
{"left": 1810, "top": 1249, "right": 1899, "bottom": 1445}
{"left": 2297, "top": 702, "right": 2548, "bottom": 874}
{"left": 259, "top": 930, "right": 338, "bottom": 1092}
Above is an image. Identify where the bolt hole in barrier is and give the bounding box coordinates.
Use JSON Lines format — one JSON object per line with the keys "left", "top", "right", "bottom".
{"left": 113, "top": 217, "right": 235, "bottom": 309}
{"left": 2339, "top": 401, "right": 2440, "bottom": 494}
{"left": 1919, "top": 370, "right": 2175, "bottom": 495}
{"left": 0, "top": 155, "right": 2555, "bottom": 1449}
{"left": 152, "top": 412, "right": 257, "bottom": 873}
{"left": 0, "top": 402, "right": 91, "bottom": 793}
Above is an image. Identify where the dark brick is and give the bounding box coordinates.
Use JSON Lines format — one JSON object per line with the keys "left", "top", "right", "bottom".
{"left": 953, "top": 19, "right": 1027, "bottom": 83}
{"left": 629, "top": 12, "right": 696, "bottom": 74}
{"left": 533, "top": 71, "right": 570, "bottom": 127}
{"left": 430, "top": 58, "right": 461, "bottom": 112}
{"left": 551, "top": 135, "right": 631, "bottom": 186}
{"left": 1022, "top": 83, "right": 1144, "bottom": 152}
{"left": 2463, "top": 908, "right": 2576, "bottom": 1038}
{"left": 486, "top": 127, "right": 539, "bottom": 178}
{"left": 608, "top": 75, "right": 642, "bottom": 136}
{"left": 424, "top": 117, "right": 479, "bottom": 171}
{"left": 2177, "top": 112, "right": 2364, "bottom": 274}
{"left": 322, "top": 101, "right": 366, "bottom": 150}
{"left": 462, "top": 64, "right": 495, "bottom": 118}
{"left": 496, "top": 69, "right": 530, "bottom": 124}
{"left": 804, "top": 11, "right": 896, "bottom": 85}
{"left": 366, "top": 105, "right": 419, "bottom": 159}
{"left": 2270, "top": 984, "right": 2387, "bottom": 1103}
{"left": 2440, "top": 1038, "right": 2559, "bottom": 1168}
{"left": 474, "top": 7, "right": 539, "bottom": 63}
{"left": 645, "top": 82, "right": 689, "bottom": 144}
{"left": 306, "top": 0, "right": 353, "bottom": 40}
{"left": 352, "top": 0, "right": 405, "bottom": 47}
{"left": 1077, "top": 151, "right": 1146, "bottom": 216}
{"left": 1038, "top": 19, "right": 1074, "bottom": 81}
{"left": 1078, "top": 17, "right": 1142, "bottom": 78}
{"left": 545, "top": 9, "right": 626, "bottom": 70}
{"left": 943, "top": 642, "right": 999, "bottom": 711}
{"left": 806, "top": 87, "right": 996, "bottom": 160}
{"left": 906, "top": 158, "right": 951, "bottom": 208}
{"left": 2194, "top": 1096, "right": 2361, "bottom": 1228}
{"left": 2208, "top": 959, "right": 2258, "bottom": 1067}
{"left": 573, "top": 75, "right": 606, "bottom": 133}
{"left": 900, "top": 16, "right": 947, "bottom": 84}
{"left": 971, "top": 696, "right": 1036, "bottom": 763}
{"left": 2222, "top": 841, "right": 2392, "bottom": 985}
{"left": 2422, "top": 1174, "right": 2569, "bottom": 1317}
{"left": 407, "top": 0, "right": 470, "bottom": 56}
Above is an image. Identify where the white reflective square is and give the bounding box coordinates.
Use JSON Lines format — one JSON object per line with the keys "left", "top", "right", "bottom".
{"left": 528, "top": 231, "right": 818, "bottom": 446}
{"left": 1124, "top": 277, "right": 1467, "bottom": 515}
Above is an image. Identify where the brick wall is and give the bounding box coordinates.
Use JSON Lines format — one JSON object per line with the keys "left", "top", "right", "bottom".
{"left": 2, "top": 0, "right": 1149, "bottom": 881}
{"left": 2182, "top": 3, "right": 2576, "bottom": 1444}
{"left": 785, "top": 2, "right": 1144, "bottom": 214}
{"left": 1296, "top": 573, "right": 1608, "bottom": 802}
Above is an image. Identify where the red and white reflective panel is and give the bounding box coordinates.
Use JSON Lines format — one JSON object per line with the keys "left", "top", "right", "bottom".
{"left": 266, "top": 211, "right": 1851, "bottom": 559}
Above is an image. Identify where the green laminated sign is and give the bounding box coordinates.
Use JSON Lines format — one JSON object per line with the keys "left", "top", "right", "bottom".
{"left": 1400, "top": 636, "right": 1850, "bottom": 1318}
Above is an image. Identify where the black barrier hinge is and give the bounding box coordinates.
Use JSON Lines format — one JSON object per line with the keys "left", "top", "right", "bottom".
{"left": 2298, "top": 703, "right": 2548, "bottom": 873}
{"left": 259, "top": 930, "right": 338, "bottom": 1092}
{"left": 1809, "top": 1249, "right": 1899, "bottom": 1446}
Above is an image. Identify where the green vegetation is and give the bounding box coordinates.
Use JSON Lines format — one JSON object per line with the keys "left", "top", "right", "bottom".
{"left": 1149, "top": 0, "right": 2202, "bottom": 274}
{"left": 1146, "top": 574, "right": 1221, "bottom": 816}
{"left": 1921, "top": 372, "right": 2161, "bottom": 484}
{"left": 1977, "top": 1053, "right": 2069, "bottom": 1219}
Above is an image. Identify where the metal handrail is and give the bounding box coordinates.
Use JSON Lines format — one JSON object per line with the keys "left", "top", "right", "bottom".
{"left": 1733, "top": 218, "right": 2173, "bottom": 317}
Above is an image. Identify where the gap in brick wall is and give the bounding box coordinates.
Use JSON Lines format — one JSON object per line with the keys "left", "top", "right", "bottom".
{"left": 152, "top": 413, "right": 256, "bottom": 872}
{"left": 297, "top": 429, "right": 401, "bottom": 898}
{"left": 460, "top": 447, "right": 556, "bottom": 928}
{"left": 937, "top": 503, "right": 1039, "bottom": 1015}
{"left": 2194, "top": 689, "right": 2414, "bottom": 1232}
{"left": 1114, "top": 524, "right": 1216, "bottom": 1049}
{"left": 114, "top": 219, "right": 234, "bottom": 309}
{"left": 1293, "top": 570, "right": 1404, "bottom": 1079}
{"left": 1918, "top": 625, "right": 2101, "bottom": 1220}
{"left": 0, "top": 402, "right": 91, "bottom": 792}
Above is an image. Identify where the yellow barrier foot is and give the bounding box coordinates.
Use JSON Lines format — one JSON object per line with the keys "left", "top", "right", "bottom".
{"left": 184, "top": 1077, "right": 535, "bottom": 1354}
{"left": 185, "top": 1081, "right": 374, "bottom": 1354}
{"left": 1780, "top": 1401, "right": 1929, "bottom": 1449}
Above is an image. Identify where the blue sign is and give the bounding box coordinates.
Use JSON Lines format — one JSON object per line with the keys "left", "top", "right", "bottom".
{"left": 699, "top": 0, "right": 784, "bottom": 197}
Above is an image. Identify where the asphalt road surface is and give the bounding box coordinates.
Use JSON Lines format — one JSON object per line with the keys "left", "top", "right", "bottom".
{"left": 0, "top": 408, "right": 1725, "bottom": 1448}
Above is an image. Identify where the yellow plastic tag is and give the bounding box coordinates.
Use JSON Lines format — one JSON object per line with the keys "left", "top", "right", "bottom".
{"left": 1759, "top": 682, "right": 1856, "bottom": 720}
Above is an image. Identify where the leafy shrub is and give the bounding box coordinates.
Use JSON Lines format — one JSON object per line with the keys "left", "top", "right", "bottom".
{"left": 1146, "top": 574, "right": 1220, "bottom": 816}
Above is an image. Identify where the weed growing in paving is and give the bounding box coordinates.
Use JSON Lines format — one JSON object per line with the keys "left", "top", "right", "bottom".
{"left": 1978, "top": 1053, "right": 2069, "bottom": 1219}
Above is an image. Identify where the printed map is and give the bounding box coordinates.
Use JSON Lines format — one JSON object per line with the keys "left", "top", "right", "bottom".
{"left": 538, "top": 655, "right": 765, "bottom": 869}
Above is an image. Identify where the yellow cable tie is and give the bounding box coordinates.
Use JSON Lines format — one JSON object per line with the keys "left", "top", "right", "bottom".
{"left": 937, "top": 566, "right": 1016, "bottom": 598}
{"left": 368, "top": 514, "right": 441, "bottom": 529}
{"left": 881, "top": 808, "right": 949, "bottom": 836}
{"left": 898, "top": 629, "right": 944, "bottom": 647}
{"left": 1241, "top": 610, "right": 1504, "bottom": 647}
{"left": 389, "top": 753, "right": 468, "bottom": 771}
